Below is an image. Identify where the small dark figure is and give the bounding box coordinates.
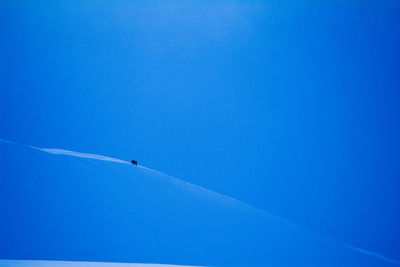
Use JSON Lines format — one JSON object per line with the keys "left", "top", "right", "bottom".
{"left": 131, "top": 160, "right": 138, "bottom": 165}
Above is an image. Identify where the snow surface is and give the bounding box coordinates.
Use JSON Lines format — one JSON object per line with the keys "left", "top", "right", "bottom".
{"left": 0, "top": 260, "right": 199, "bottom": 267}
{"left": 0, "top": 139, "right": 399, "bottom": 266}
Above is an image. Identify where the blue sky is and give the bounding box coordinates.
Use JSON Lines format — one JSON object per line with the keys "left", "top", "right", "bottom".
{"left": 1, "top": 1, "right": 400, "bottom": 261}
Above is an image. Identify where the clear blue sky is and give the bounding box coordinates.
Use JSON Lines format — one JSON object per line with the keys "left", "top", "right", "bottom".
{"left": 1, "top": 1, "right": 400, "bottom": 260}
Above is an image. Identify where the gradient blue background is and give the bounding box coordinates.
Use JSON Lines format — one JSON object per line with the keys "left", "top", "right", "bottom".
{"left": 1, "top": 0, "right": 400, "bottom": 262}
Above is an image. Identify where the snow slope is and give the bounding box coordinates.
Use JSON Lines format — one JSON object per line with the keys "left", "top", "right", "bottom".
{"left": 0, "top": 259, "right": 198, "bottom": 267}
{"left": 0, "top": 140, "right": 398, "bottom": 266}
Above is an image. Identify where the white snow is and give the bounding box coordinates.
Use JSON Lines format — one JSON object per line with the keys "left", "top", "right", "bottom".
{"left": 0, "top": 260, "right": 200, "bottom": 267}
{"left": 36, "top": 148, "right": 130, "bottom": 165}
{"left": 0, "top": 138, "right": 399, "bottom": 266}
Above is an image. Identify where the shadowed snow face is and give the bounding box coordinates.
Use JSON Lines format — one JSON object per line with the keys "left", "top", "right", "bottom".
{"left": 0, "top": 139, "right": 399, "bottom": 266}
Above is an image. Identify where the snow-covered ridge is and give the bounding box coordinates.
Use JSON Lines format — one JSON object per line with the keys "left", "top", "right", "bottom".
{"left": 0, "top": 138, "right": 399, "bottom": 266}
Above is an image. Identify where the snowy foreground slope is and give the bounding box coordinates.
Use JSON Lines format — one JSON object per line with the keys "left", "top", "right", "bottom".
{"left": 0, "top": 260, "right": 198, "bottom": 267}
{"left": 0, "top": 140, "right": 398, "bottom": 266}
